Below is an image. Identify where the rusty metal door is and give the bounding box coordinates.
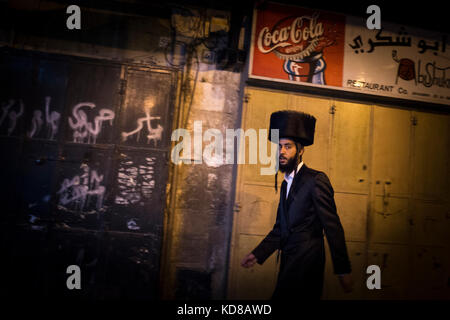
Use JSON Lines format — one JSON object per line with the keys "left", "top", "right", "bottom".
{"left": 0, "top": 48, "right": 177, "bottom": 299}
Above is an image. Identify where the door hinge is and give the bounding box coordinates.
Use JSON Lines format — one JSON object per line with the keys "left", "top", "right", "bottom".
{"left": 119, "top": 79, "right": 127, "bottom": 95}
{"left": 329, "top": 105, "right": 336, "bottom": 114}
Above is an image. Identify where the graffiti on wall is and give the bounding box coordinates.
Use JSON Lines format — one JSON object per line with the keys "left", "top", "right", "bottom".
{"left": 68, "top": 102, "right": 115, "bottom": 144}
{"left": 121, "top": 109, "right": 163, "bottom": 147}
{"left": 57, "top": 163, "right": 106, "bottom": 211}
{"left": 1, "top": 91, "right": 163, "bottom": 216}
{"left": 1, "top": 97, "right": 61, "bottom": 139}
{"left": 0, "top": 96, "right": 166, "bottom": 147}
{"left": 115, "top": 156, "right": 156, "bottom": 206}
{"left": 0, "top": 99, "right": 24, "bottom": 135}
{"left": 28, "top": 96, "right": 61, "bottom": 140}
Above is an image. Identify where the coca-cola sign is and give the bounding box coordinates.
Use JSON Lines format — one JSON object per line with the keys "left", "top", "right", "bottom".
{"left": 257, "top": 14, "right": 325, "bottom": 60}
{"left": 250, "top": 3, "right": 345, "bottom": 86}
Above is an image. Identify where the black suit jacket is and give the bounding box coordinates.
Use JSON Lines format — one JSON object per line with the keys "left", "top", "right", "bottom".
{"left": 252, "top": 164, "right": 351, "bottom": 285}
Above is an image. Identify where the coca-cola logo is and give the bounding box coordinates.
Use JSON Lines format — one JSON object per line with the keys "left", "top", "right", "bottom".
{"left": 257, "top": 13, "right": 327, "bottom": 60}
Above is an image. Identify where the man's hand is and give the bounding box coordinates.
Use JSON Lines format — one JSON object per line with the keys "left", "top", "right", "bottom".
{"left": 241, "top": 253, "right": 257, "bottom": 268}
{"left": 338, "top": 273, "right": 354, "bottom": 293}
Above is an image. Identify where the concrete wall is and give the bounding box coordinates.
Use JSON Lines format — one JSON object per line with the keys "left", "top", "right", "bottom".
{"left": 161, "top": 69, "right": 242, "bottom": 299}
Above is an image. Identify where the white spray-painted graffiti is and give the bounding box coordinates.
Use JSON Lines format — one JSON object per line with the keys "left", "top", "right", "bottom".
{"left": 28, "top": 110, "right": 43, "bottom": 138}
{"left": 115, "top": 156, "right": 156, "bottom": 206}
{"left": 57, "top": 163, "right": 106, "bottom": 211}
{"left": 68, "top": 102, "right": 115, "bottom": 144}
{"left": 27, "top": 96, "right": 61, "bottom": 140}
{"left": 0, "top": 99, "right": 24, "bottom": 135}
{"left": 121, "top": 109, "right": 163, "bottom": 146}
{"left": 127, "top": 218, "right": 141, "bottom": 231}
{"left": 1, "top": 97, "right": 165, "bottom": 148}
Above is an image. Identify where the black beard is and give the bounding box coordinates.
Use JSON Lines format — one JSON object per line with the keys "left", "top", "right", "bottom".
{"left": 279, "top": 152, "right": 298, "bottom": 173}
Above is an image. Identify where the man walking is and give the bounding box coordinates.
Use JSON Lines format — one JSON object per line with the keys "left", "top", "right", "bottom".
{"left": 241, "top": 110, "right": 353, "bottom": 299}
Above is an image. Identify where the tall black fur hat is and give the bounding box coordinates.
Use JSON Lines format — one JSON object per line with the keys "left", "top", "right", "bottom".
{"left": 268, "top": 110, "right": 316, "bottom": 146}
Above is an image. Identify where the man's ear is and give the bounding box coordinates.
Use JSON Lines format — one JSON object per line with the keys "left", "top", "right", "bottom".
{"left": 297, "top": 143, "right": 305, "bottom": 157}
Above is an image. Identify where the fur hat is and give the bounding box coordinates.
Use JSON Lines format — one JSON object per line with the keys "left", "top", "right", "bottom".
{"left": 268, "top": 110, "right": 316, "bottom": 146}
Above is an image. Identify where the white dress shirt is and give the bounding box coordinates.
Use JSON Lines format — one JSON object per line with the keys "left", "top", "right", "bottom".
{"left": 284, "top": 161, "right": 303, "bottom": 199}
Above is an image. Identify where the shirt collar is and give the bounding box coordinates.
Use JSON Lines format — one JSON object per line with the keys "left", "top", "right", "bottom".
{"left": 284, "top": 161, "right": 304, "bottom": 182}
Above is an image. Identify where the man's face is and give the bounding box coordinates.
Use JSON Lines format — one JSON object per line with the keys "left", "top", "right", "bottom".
{"left": 278, "top": 138, "right": 303, "bottom": 173}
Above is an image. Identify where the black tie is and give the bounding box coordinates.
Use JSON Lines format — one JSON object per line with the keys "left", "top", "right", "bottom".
{"left": 281, "top": 180, "right": 287, "bottom": 204}
{"left": 280, "top": 179, "right": 289, "bottom": 249}
{"left": 280, "top": 180, "right": 288, "bottom": 221}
